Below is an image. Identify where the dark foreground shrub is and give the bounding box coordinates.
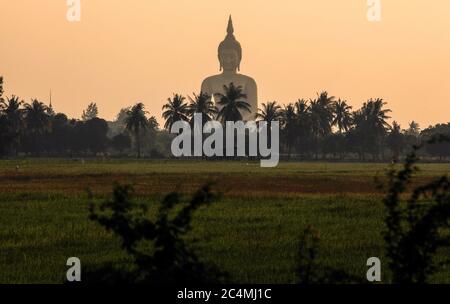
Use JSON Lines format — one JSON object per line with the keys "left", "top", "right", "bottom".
{"left": 84, "top": 183, "right": 227, "bottom": 284}
{"left": 382, "top": 135, "right": 450, "bottom": 283}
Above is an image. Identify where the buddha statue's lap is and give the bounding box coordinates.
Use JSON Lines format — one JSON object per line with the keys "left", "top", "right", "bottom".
{"left": 200, "top": 16, "right": 258, "bottom": 122}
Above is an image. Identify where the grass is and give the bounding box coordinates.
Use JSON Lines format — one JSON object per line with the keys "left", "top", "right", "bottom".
{"left": 0, "top": 159, "right": 449, "bottom": 283}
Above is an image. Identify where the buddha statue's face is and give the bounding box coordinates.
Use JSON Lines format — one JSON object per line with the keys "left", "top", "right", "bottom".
{"left": 219, "top": 49, "right": 240, "bottom": 72}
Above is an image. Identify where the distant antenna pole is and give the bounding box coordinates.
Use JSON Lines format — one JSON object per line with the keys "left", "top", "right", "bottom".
{"left": 49, "top": 89, "right": 53, "bottom": 109}
{"left": 48, "top": 89, "right": 54, "bottom": 115}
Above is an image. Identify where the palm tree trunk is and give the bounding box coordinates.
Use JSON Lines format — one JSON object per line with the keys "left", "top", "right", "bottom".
{"left": 136, "top": 128, "right": 141, "bottom": 159}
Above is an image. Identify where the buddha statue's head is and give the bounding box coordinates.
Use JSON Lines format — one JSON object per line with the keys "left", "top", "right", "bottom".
{"left": 218, "top": 16, "right": 242, "bottom": 72}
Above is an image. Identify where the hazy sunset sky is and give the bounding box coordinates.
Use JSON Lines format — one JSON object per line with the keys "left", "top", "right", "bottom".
{"left": 0, "top": 0, "right": 449, "bottom": 128}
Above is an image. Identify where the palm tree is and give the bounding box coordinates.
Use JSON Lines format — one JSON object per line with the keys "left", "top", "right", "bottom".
{"left": 281, "top": 103, "right": 297, "bottom": 157}
{"left": 256, "top": 101, "right": 282, "bottom": 123}
{"left": 162, "top": 94, "right": 189, "bottom": 130}
{"left": 405, "top": 121, "right": 420, "bottom": 137}
{"left": 187, "top": 92, "right": 218, "bottom": 126}
{"left": 307, "top": 92, "right": 335, "bottom": 159}
{"left": 294, "top": 99, "right": 313, "bottom": 157}
{"left": 216, "top": 83, "right": 251, "bottom": 123}
{"left": 310, "top": 91, "right": 335, "bottom": 138}
{"left": 294, "top": 99, "right": 309, "bottom": 115}
{"left": 387, "top": 121, "right": 404, "bottom": 162}
{"left": 309, "top": 102, "right": 323, "bottom": 138}
{"left": 372, "top": 98, "right": 391, "bottom": 130}
{"left": 23, "top": 99, "right": 51, "bottom": 155}
{"left": 24, "top": 99, "right": 50, "bottom": 135}
{"left": 1, "top": 95, "right": 23, "bottom": 122}
{"left": 359, "top": 98, "right": 391, "bottom": 131}
{"left": 186, "top": 92, "right": 218, "bottom": 156}
{"left": 317, "top": 91, "right": 336, "bottom": 107}
{"left": 0, "top": 95, "right": 24, "bottom": 155}
{"left": 256, "top": 101, "right": 282, "bottom": 148}
{"left": 332, "top": 99, "right": 353, "bottom": 133}
{"left": 125, "top": 103, "right": 148, "bottom": 158}
{"left": 353, "top": 98, "right": 391, "bottom": 160}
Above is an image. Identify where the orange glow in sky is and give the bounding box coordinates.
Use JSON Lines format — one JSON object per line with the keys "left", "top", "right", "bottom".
{"left": 0, "top": 0, "right": 449, "bottom": 128}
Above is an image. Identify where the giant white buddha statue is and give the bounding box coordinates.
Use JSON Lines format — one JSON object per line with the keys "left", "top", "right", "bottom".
{"left": 201, "top": 16, "right": 258, "bottom": 121}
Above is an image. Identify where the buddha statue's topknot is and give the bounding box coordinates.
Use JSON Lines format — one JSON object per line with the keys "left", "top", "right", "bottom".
{"left": 218, "top": 16, "right": 242, "bottom": 70}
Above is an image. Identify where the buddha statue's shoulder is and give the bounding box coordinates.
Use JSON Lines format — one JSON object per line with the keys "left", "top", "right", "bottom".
{"left": 201, "top": 75, "right": 217, "bottom": 91}
{"left": 202, "top": 73, "right": 256, "bottom": 85}
{"left": 201, "top": 73, "right": 257, "bottom": 93}
{"left": 237, "top": 73, "right": 256, "bottom": 82}
{"left": 231, "top": 74, "right": 257, "bottom": 88}
{"left": 201, "top": 74, "right": 221, "bottom": 85}
{"left": 239, "top": 74, "right": 257, "bottom": 87}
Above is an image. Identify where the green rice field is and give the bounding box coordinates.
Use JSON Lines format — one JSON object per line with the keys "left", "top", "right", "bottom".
{"left": 0, "top": 160, "right": 449, "bottom": 283}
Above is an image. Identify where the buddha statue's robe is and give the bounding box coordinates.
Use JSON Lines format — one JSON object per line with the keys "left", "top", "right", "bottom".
{"left": 201, "top": 73, "right": 258, "bottom": 121}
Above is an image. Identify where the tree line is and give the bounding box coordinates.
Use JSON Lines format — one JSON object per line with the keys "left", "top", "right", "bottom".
{"left": 1, "top": 77, "right": 449, "bottom": 160}
{"left": 157, "top": 83, "right": 450, "bottom": 161}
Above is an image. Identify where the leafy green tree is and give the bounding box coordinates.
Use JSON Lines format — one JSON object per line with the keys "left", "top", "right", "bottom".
{"left": 142, "top": 116, "right": 161, "bottom": 157}
{"left": 69, "top": 119, "right": 87, "bottom": 155}
{"left": 421, "top": 123, "right": 450, "bottom": 160}
{"left": 84, "top": 117, "right": 109, "bottom": 154}
{"left": 162, "top": 94, "right": 189, "bottom": 130}
{"left": 48, "top": 113, "right": 71, "bottom": 155}
{"left": 116, "top": 107, "right": 131, "bottom": 124}
{"left": 148, "top": 116, "right": 159, "bottom": 131}
{"left": 322, "top": 133, "right": 346, "bottom": 159}
{"left": 216, "top": 83, "right": 251, "bottom": 123}
{"left": 125, "top": 103, "right": 148, "bottom": 158}
{"left": 82, "top": 102, "right": 99, "bottom": 121}
{"left": 107, "top": 107, "right": 131, "bottom": 138}
{"left": 111, "top": 133, "right": 132, "bottom": 154}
